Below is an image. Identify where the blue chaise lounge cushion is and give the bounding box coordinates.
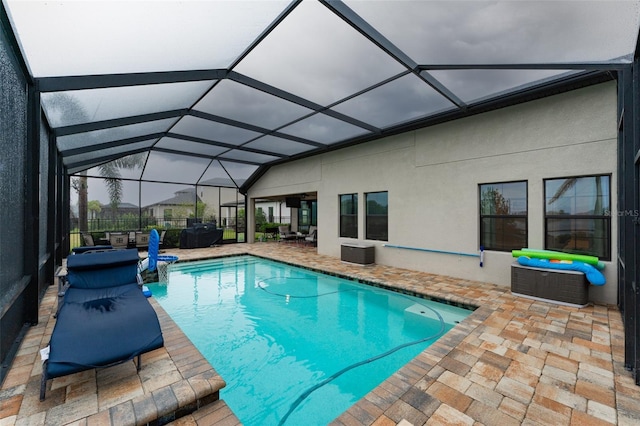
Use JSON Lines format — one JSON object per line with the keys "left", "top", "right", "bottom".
{"left": 66, "top": 249, "right": 139, "bottom": 289}
{"left": 47, "top": 283, "right": 164, "bottom": 378}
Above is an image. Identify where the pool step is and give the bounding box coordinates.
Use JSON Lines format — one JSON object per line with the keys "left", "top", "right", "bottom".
{"left": 404, "top": 303, "right": 442, "bottom": 329}
{"left": 166, "top": 399, "right": 241, "bottom": 425}
{"left": 404, "top": 301, "right": 470, "bottom": 327}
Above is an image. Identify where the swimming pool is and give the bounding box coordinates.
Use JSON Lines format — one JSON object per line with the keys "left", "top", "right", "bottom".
{"left": 147, "top": 255, "right": 471, "bottom": 425}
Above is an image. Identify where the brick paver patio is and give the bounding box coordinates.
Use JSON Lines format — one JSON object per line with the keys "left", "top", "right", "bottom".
{"left": 1, "top": 242, "right": 639, "bottom": 425}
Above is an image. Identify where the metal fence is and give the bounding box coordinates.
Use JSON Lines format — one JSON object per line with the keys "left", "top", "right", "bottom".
{"left": 70, "top": 217, "right": 216, "bottom": 232}
{"left": 69, "top": 215, "right": 247, "bottom": 249}
{"left": 69, "top": 215, "right": 294, "bottom": 248}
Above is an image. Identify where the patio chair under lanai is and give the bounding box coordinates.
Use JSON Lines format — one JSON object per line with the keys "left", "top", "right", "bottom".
{"left": 304, "top": 226, "right": 317, "bottom": 246}
{"left": 278, "top": 225, "right": 297, "bottom": 242}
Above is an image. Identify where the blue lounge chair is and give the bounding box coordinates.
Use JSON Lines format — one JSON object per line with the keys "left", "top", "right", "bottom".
{"left": 40, "top": 249, "right": 164, "bottom": 400}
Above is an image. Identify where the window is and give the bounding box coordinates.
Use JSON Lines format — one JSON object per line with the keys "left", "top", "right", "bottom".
{"left": 163, "top": 209, "right": 173, "bottom": 220}
{"left": 298, "top": 200, "right": 317, "bottom": 233}
{"left": 339, "top": 194, "right": 358, "bottom": 238}
{"left": 365, "top": 191, "right": 388, "bottom": 241}
{"left": 544, "top": 175, "right": 611, "bottom": 260}
{"left": 479, "top": 181, "right": 527, "bottom": 251}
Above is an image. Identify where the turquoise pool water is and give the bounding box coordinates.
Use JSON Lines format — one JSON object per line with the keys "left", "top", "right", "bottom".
{"left": 147, "top": 255, "right": 471, "bottom": 426}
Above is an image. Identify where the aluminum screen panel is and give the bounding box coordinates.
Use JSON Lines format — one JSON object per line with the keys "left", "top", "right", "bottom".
{"left": 5, "top": 0, "right": 639, "bottom": 189}
{"left": 331, "top": 73, "right": 456, "bottom": 128}
{"left": 95, "top": 153, "right": 150, "bottom": 180}
{"left": 7, "top": 0, "right": 289, "bottom": 76}
{"left": 38, "top": 118, "right": 49, "bottom": 259}
{"left": 194, "top": 80, "right": 313, "bottom": 130}
{"left": 219, "top": 150, "right": 281, "bottom": 164}
{"left": 234, "top": 0, "right": 405, "bottom": 106}
{"left": 81, "top": 176, "right": 141, "bottom": 210}
{"left": 279, "top": 113, "right": 372, "bottom": 145}
{"left": 199, "top": 161, "right": 241, "bottom": 188}
{"left": 244, "top": 135, "right": 318, "bottom": 156}
{"left": 42, "top": 81, "right": 215, "bottom": 127}
{"left": 171, "top": 115, "right": 263, "bottom": 145}
{"left": 219, "top": 161, "right": 260, "bottom": 187}
{"left": 57, "top": 118, "right": 177, "bottom": 152}
{"left": 0, "top": 26, "right": 27, "bottom": 293}
{"left": 142, "top": 151, "right": 212, "bottom": 184}
{"left": 140, "top": 181, "right": 203, "bottom": 208}
{"left": 63, "top": 142, "right": 155, "bottom": 172}
{"left": 154, "top": 137, "right": 229, "bottom": 158}
{"left": 428, "top": 69, "right": 581, "bottom": 103}
{"left": 345, "top": 0, "right": 639, "bottom": 65}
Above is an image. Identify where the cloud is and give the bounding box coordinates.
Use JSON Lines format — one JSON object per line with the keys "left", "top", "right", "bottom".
{"left": 7, "top": 0, "right": 289, "bottom": 76}
{"left": 194, "top": 80, "right": 313, "bottom": 131}
{"left": 346, "top": 1, "right": 639, "bottom": 64}
{"left": 234, "top": 1, "right": 405, "bottom": 106}
{"left": 332, "top": 73, "right": 455, "bottom": 127}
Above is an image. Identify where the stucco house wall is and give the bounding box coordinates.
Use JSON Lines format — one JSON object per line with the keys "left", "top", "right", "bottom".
{"left": 247, "top": 82, "right": 618, "bottom": 305}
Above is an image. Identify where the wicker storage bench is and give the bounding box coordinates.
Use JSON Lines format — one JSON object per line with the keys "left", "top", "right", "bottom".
{"left": 341, "top": 243, "right": 375, "bottom": 265}
{"left": 511, "top": 263, "right": 589, "bottom": 307}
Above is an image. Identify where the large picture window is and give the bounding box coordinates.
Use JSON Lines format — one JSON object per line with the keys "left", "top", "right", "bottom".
{"left": 479, "top": 181, "right": 527, "bottom": 251}
{"left": 545, "top": 175, "right": 611, "bottom": 260}
{"left": 365, "top": 191, "right": 388, "bottom": 241}
{"left": 339, "top": 194, "right": 358, "bottom": 238}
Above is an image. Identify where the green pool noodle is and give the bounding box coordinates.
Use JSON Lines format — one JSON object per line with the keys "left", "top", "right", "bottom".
{"left": 512, "top": 248, "right": 601, "bottom": 267}
{"left": 519, "top": 248, "right": 605, "bottom": 270}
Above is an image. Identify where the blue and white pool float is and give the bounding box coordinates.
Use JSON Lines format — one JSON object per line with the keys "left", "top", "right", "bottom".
{"left": 517, "top": 256, "right": 606, "bottom": 286}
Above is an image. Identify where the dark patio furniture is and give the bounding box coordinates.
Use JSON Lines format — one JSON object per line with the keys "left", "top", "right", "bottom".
{"left": 264, "top": 226, "right": 279, "bottom": 240}
{"left": 278, "top": 225, "right": 297, "bottom": 242}
{"left": 179, "top": 223, "right": 223, "bottom": 248}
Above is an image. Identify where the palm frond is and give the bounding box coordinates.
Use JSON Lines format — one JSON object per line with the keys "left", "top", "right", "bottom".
{"left": 103, "top": 177, "right": 123, "bottom": 211}
{"left": 547, "top": 178, "right": 577, "bottom": 205}
{"left": 98, "top": 154, "right": 146, "bottom": 211}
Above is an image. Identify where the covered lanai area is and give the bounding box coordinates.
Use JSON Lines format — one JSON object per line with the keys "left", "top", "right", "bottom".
{"left": 2, "top": 1, "right": 640, "bottom": 424}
